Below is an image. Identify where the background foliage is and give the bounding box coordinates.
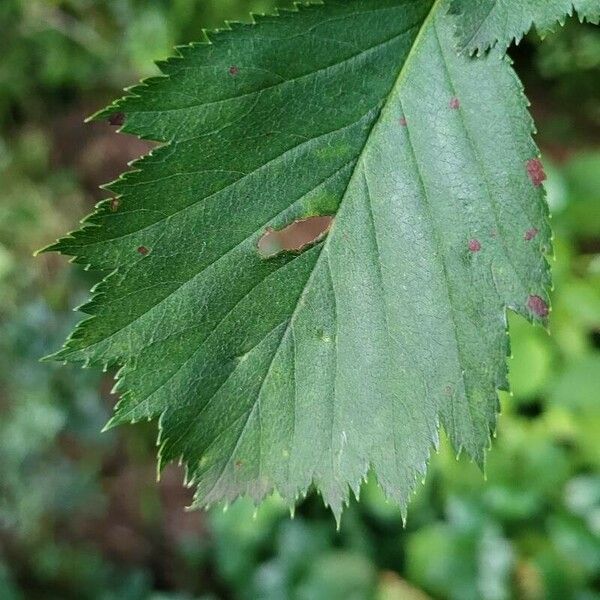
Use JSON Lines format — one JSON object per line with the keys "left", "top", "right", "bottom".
{"left": 0, "top": 1, "right": 599, "bottom": 599}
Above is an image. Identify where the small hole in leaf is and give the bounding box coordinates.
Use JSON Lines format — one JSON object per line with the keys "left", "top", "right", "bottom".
{"left": 258, "top": 216, "right": 334, "bottom": 258}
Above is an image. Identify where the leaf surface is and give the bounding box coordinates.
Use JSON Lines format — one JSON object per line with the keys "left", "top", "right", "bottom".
{"left": 45, "top": 0, "right": 551, "bottom": 520}
{"left": 450, "top": 0, "right": 600, "bottom": 55}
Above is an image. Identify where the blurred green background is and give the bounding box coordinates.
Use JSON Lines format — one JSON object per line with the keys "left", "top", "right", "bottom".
{"left": 1, "top": 1, "right": 599, "bottom": 599}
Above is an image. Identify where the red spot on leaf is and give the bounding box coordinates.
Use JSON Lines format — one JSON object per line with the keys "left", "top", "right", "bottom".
{"left": 468, "top": 239, "right": 481, "bottom": 252}
{"left": 110, "top": 198, "right": 120, "bottom": 212}
{"left": 229, "top": 65, "right": 239, "bottom": 76}
{"left": 450, "top": 97, "right": 460, "bottom": 110}
{"left": 527, "top": 295, "right": 549, "bottom": 317}
{"left": 108, "top": 112, "right": 125, "bottom": 126}
{"left": 526, "top": 158, "right": 546, "bottom": 187}
{"left": 137, "top": 246, "right": 149, "bottom": 256}
{"left": 399, "top": 117, "right": 407, "bottom": 127}
{"left": 524, "top": 227, "right": 539, "bottom": 241}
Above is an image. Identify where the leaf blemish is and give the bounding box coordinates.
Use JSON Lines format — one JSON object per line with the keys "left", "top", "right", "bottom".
{"left": 527, "top": 295, "right": 549, "bottom": 318}
{"left": 108, "top": 112, "right": 125, "bottom": 126}
{"left": 399, "top": 117, "right": 407, "bottom": 126}
{"left": 228, "top": 65, "right": 239, "bottom": 76}
{"left": 526, "top": 158, "right": 546, "bottom": 187}
{"left": 110, "top": 198, "right": 120, "bottom": 212}
{"left": 524, "top": 227, "right": 539, "bottom": 241}
{"left": 468, "top": 239, "right": 481, "bottom": 252}
{"left": 258, "top": 216, "right": 334, "bottom": 259}
{"left": 450, "top": 97, "right": 460, "bottom": 109}
{"left": 137, "top": 246, "right": 150, "bottom": 256}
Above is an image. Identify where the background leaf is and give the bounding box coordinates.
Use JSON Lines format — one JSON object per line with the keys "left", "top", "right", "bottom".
{"left": 450, "top": 0, "right": 600, "bottom": 56}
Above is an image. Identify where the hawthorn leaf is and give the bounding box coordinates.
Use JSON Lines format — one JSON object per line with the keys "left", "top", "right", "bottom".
{"left": 44, "top": 0, "right": 551, "bottom": 520}
{"left": 450, "top": 0, "right": 600, "bottom": 56}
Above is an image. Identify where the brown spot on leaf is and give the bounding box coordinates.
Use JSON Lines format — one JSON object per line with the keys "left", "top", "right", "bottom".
{"left": 468, "top": 239, "right": 481, "bottom": 252}
{"left": 399, "top": 117, "right": 407, "bottom": 127}
{"left": 524, "top": 227, "right": 539, "bottom": 241}
{"left": 137, "top": 246, "right": 149, "bottom": 256}
{"left": 450, "top": 97, "right": 460, "bottom": 110}
{"left": 108, "top": 112, "right": 125, "bottom": 127}
{"left": 235, "top": 460, "right": 243, "bottom": 468}
{"left": 229, "top": 65, "right": 239, "bottom": 76}
{"left": 526, "top": 158, "right": 546, "bottom": 187}
{"left": 527, "top": 295, "right": 549, "bottom": 318}
{"left": 110, "top": 198, "right": 120, "bottom": 212}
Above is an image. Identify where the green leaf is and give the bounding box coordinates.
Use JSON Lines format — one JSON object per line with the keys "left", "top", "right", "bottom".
{"left": 450, "top": 0, "right": 600, "bottom": 56}
{"left": 44, "top": 0, "right": 551, "bottom": 520}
